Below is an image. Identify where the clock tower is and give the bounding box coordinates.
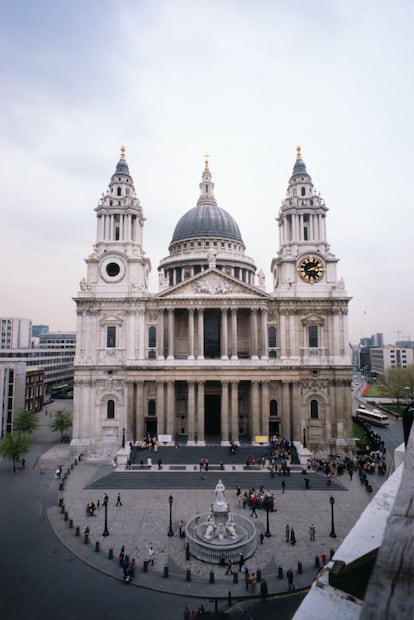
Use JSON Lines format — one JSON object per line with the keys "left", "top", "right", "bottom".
{"left": 271, "top": 146, "right": 342, "bottom": 296}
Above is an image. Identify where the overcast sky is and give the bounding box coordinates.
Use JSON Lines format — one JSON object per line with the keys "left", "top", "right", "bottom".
{"left": 1, "top": 0, "right": 412, "bottom": 345}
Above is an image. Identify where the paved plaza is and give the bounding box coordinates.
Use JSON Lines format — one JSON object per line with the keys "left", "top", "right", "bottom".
{"left": 46, "top": 440, "right": 386, "bottom": 602}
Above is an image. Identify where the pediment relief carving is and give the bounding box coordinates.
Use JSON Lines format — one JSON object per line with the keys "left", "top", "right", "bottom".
{"left": 158, "top": 270, "right": 268, "bottom": 299}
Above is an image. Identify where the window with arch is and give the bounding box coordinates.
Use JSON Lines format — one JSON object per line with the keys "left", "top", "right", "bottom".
{"left": 270, "top": 399, "right": 278, "bottom": 416}
{"left": 268, "top": 326, "right": 277, "bottom": 348}
{"left": 107, "top": 399, "right": 115, "bottom": 419}
{"left": 310, "top": 399, "right": 319, "bottom": 419}
{"left": 148, "top": 326, "right": 156, "bottom": 348}
{"left": 117, "top": 187, "right": 122, "bottom": 196}
{"left": 148, "top": 399, "right": 156, "bottom": 416}
{"left": 301, "top": 186, "right": 306, "bottom": 196}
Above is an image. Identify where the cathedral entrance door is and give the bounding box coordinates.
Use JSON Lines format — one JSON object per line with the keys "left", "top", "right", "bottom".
{"left": 269, "top": 421, "right": 279, "bottom": 438}
{"left": 145, "top": 419, "right": 157, "bottom": 437}
{"left": 204, "top": 310, "right": 221, "bottom": 358}
{"left": 204, "top": 394, "right": 221, "bottom": 439}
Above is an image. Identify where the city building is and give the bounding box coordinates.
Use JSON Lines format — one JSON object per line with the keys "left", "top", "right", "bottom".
{"left": 32, "top": 325, "right": 49, "bottom": 338}
{"left": 25, "top": 366, "right": 44, "bottom": 412}
{"left": 0, "top": 317, "right": 31, "bottom": 349}
{"left": 72, "top": 147, "right": 354, "bottom": 458}
{"left": 370, "top": 345, "right": 414, "bottom": 376}
{"left": 0, "top": 361, "right": 26, "bottom": 436}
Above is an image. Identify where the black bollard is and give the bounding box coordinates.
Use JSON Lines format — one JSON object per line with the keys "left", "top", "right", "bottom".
{"left": 60, "top": 503, "right": 65, "bottom": 514}
{"left": 69, "top": 519, "right": 73, "bottom": 529}
{"left": 185, "top": 542, "right": 190, "bottom": 561}
{"left": 95, "top": 541, "right": 100, "bottom": 552}
{"left": 58, "top": 498, "right": 64, "bottom": 507}
{"left": 75, "top": 526, "right": 80, "bottom": 537}
{"left": 315, "top": 556, "right": 320, "bottom": 569}
{"left": 143, "top": 560, "right": 148, "bottom": 573}
{"left": 298, "top": 561, "right": 303, "bottom": 574}
{"left": 64, "top": 511, "right": 68, "bottom": 521}
{"left": 59, "top": 482, "right": 64, "bottom": 491}
{"left": 163, "top": 565, "right": 169, "bottom": 578}
{"left": 186, "top": 567, "right": 191, "bottom": 582}
{"left": 210, "top": 570, "right": 215, "bottom": 583}
{"left": 228, "top": 591, "right": 232, "bottom": 607}
{"left": 108, "top": 548, "right": 113, "bottom": 560}
{"left": 278, "top": 565, "right": 283, "bottom": 579}
{"left": 84, "top": 531, "right": 89, "bottom": 545}
{"left": 256, "top": 568, "right": 261, "bottom": 582}
{"left": 330, "top": 548, "right": 335, "bottom": 560}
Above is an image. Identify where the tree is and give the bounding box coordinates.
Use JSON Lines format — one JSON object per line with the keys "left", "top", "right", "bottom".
{"left": 0, "top": 433, "right": 30, "bottom": 473}
{"left": 384, "top": 367, "right": 407, "bottom": 408}
{"left": 50, "top": 409, "right": 72, "bottom": 442}
{"left": 13, "top": 409, "right": 39, "bottom": 436}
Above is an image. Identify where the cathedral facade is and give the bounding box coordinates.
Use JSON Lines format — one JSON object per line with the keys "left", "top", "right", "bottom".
{"left": 71, "top": 147, "right": 354, "bottom": 457}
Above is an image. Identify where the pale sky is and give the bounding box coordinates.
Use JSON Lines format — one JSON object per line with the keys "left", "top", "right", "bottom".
{"left": 1, "top": 0, "right": 412, "bottom": 345}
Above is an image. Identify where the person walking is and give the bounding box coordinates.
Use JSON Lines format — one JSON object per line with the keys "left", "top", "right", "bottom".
{"left": 183, "top": 605, "right": 190, "bottom": 620}
{"left": 250, "top": 501, "right": 258, "bottom": 518}
{"left": 239, "top": 553, "right": 245, "bottom": 572}
{"left": 282, "top": 480, "right": 286, "bottom": 493}
{"left": 148, "top": 546, "right": 155, "bottom": 565}
{"left": 249, "top": 572, "right": 257, "bottom": 593}
{"left": 285, "top": 524, "right": 290, "bottom": 543}
{"left": 225, "top": 559, "right": 233, "bottom": 575}
{"left": 290, "top": 527, "right": 296, "bottom": 545}
{"left": 260, "top": 578, "right": 268, "bottom": 599}
{"left": 115, "top": 492, "right": 122, "bottom": 507}
{"left": 309, "top": 523, "right": 316, "bottom": 541}
{"left": 287, "top": 568, "right": 295, "bottom": 590}
{"left": 259, "top": 532, "right": 264, "bottom": 545}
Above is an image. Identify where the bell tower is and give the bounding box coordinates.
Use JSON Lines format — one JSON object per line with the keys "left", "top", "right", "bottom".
{"left": 271, "top": 147, "right": 343, "bottom": 296}
{"left": 79, "top": 146, "right": 151, "bottom": 298}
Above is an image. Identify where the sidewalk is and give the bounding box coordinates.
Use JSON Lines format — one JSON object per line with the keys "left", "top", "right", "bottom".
{"left": 45, "top": 444, "right": 385, "bottom": 600}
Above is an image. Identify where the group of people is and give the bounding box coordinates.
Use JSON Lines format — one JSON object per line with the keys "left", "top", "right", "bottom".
{"left": 238, "top": 486, "right": 277, "bottom": 514}
{"left": 118, "top": 545, "right": 136, "bottom": 583}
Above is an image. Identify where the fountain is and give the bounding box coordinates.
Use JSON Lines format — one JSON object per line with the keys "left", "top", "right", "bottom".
{"left": 185, "top": 480, "right": 257, "bottom": 564}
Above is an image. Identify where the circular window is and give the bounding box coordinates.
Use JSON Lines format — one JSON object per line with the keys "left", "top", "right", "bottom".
{"left": 106, "top": 262, "right": 121, "bottom": 277}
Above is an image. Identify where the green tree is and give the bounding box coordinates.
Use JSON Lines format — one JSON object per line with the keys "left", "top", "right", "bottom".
{"left": 384, "top": 367, "right": 410, "bottom": 408}
{"left": 13, "top": 409, "right": 39, "bottom": 436}
{"left": 0, "top": 433, "right": 30, "bottom": 473}
{"left": 50, "top": 409, "right": 72, "bottom": 442}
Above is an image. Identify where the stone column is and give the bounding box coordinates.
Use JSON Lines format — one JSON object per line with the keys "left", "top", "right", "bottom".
{"left": 157, "top": 381, "right": 165, "bottom": 434}
{"left": 157, "top": 309, "right": 165, "bottom": 360}
{"left": 197, "top": 308, "right": 204, "bottom": 359}
{"left": 137, "top": 309, "right": 145, "bottom": 360}
{"left": 332, "top": 308, "right": 340, "bottom": 358}
{"left": 187, "top": 381, "right": 195, "bottom": 442}
{"left": 166, "top": 381, "right": 175, "bottom": 437}
{"left": 188, "top": 308, "right": 195, "bottom": 359}
{"left": 260, "top": 308, "right": 268, "bottom": 359}
{"left": 250, "top": 309, "right": 258, "bottom": 359}
{"left": 221, "top": 308, "right": 229, "bottom": 359}
{"left": 197, "top": 381, "right": 205, "bottom": 443}
{"left": 230, "top": 381, "right": 239, "bottom": 442}
{"left": 136, "top": 381, "right": 145, "bottom": 440}
{"left": 280, "top": 312, "right": 287, "bottom": 358}
{"left": 167, "top": 308, "right": 174, "bottom": 359}
{"left": 127, "top": 381, "right": 135, "bottom": 441}
{"left": 220, "top": 381, "right": 229, "bottom": 444}
{"left": 261, "top": 381, "right": 269, "bottom": 437}
{"left": 281, "top": 381, "right": 291, "bottom": 439}
{"left": 231, "top": 308, "right": 238, "bottom": 359}
{"left": 251, "top": 381, "right": 260, "bottom": 440}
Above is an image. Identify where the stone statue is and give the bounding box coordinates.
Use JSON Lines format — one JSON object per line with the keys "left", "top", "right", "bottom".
{"left": 226, "top": 513, "right": 237, "bottom": 538}
{"left": 215, "top": 479, "right": 226, "bottom": 505}
{"left": 205, "top": 512, "right": 216, "bottom": 539}
{"left": 207, "top": 249, "right": 217, "bottom": 269}
{"left": 257, "top": 269, "right": 265, "bottom": 286}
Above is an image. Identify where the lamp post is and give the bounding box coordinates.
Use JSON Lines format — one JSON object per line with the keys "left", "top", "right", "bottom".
{"left": 264, "top": 496, "right": 272, "bottom": 537}
{"left": 102, "top": 495, "right": 109, "bottom": 537}
{"left": 168, "top": 495, "right": 174, "bottom": 536}
{"left": 303, "top": 427, "right": 307, "bottom": 449}
{"left": 122, "top": 427, "right": 125, "bottom": 448}
{"left": 329, "top": 496, "right": 336, "bottom": 538}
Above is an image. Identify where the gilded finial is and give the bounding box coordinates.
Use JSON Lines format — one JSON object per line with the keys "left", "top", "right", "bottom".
{"left": 296, "top": 145, "right": 302, "bottom": 160}
{"left": 120, "top": 145, "right": 126, "bottom": 160}
{"left": 204, "top": 151, "right": 210, "bottom": 169}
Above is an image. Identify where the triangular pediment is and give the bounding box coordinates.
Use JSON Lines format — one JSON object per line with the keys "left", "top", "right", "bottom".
{"left": 157, "top": 269, "right": 269, "bottom": 299}
{"left": 301, "top": 312, "right": 325, "bottom": 325}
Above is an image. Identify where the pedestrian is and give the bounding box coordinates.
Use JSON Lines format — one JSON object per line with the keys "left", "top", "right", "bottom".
{"left": 148, "top": 546, "right": 155, "bottom": 565}
{"left": 225, "top": 559, "right": 233, "bottom": 575}
{"left": 190, "top": 611, "right": 196, "bottom": 620}
{"left": 250, "top": 502, "right": 258, "bottom": 518}
{"left": 244, "top": 567, "right": 250, "bottom": 590}
{"left": 118, "top": 545, "right": 125, "bottom": 566}
{"left": 282, "top": 479, "right": 286, "bottom": 493}
{"left": 249, "top": 572, "right": 257, "bottom": 593}
{"left": 239, "top": 553, "right": 245, "bottom": 572}
{"left": 116, "top": 492, "right": 122, "bottom": 506}
{"left": 287, "top": 568, "right": 295, "bottom": 590}
{"left": 290, "top": 527, "right": 296, "bottom": 545}
{"left": 236, "top": 484, "right": 241, "bottom": 496}
{"left": 320, "top": 553, "right": 327, "bottom": 566}
{"left": 183, "top": 605, "right": 190, "bottom": 620}
{"left": 179, "top": 519, "right": 184, "bottom": 537}
{"left": 309, "top": 523, "right": 316, "bottom": 541}
{"left": 96, "top": 498, "right": 100, "bottom": 511}
{"left": 129, "top": 558, "right": 136, "bottom": 578}
{"left": 285, "top": 523, "right": 290, "bottom": 542}
{"left": 304, "top": 476, "right": 310, "bottom": 489}
{"left": 260, "top": 578, "right": 268, "bottom": 599}
{"left": 158, "top": 458, "right": 162, "bottom": 470}
{"left": 260, "top": 532, "right": 264, "bottom": 545}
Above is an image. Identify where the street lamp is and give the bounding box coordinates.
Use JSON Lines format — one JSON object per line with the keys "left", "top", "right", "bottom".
{"left": 102, "top": 495, "right": 109, "bottom": 537}
{"left": 168, "top": 495, "right": 174, "bottom": 536}
{"left": 303, "top": 427, "right": 307, "bottom": 449}
{"left": 122, "top": 427, "right": 126, "bottom": 448}
{"left": 264, "top": 496, "right": 272, "bottom": 537}
{"left": 329, "top": 496, "right": 336, "bottom": 538}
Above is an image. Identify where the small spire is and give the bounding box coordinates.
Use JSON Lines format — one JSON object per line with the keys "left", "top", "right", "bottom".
{"left": 120, "top": 145, "right": 126, "bottom": 161}
{"left": 204, "top": 151, "right": 210, "bottom": 169}
{"left": 296, "top": 145, "right": 302, "bottom": 160}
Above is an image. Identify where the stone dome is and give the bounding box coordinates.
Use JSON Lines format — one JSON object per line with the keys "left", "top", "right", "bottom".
{"left": 171, "top": 203, "right": 243, "bottom": 244}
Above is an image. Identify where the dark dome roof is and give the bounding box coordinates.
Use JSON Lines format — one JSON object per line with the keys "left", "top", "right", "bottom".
{"left": 171, "top": 203, "right": 243, "bottom": 243}
{"left": 114, "top": 159, "right": 130, "bottom": 176}
{"left": 291, "top": 158, "right": 308, "bottom": 177}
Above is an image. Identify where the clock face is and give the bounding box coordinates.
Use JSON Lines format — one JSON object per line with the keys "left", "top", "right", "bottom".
{"left": 298, "top": 256, "right": 325, "bottom": 283}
